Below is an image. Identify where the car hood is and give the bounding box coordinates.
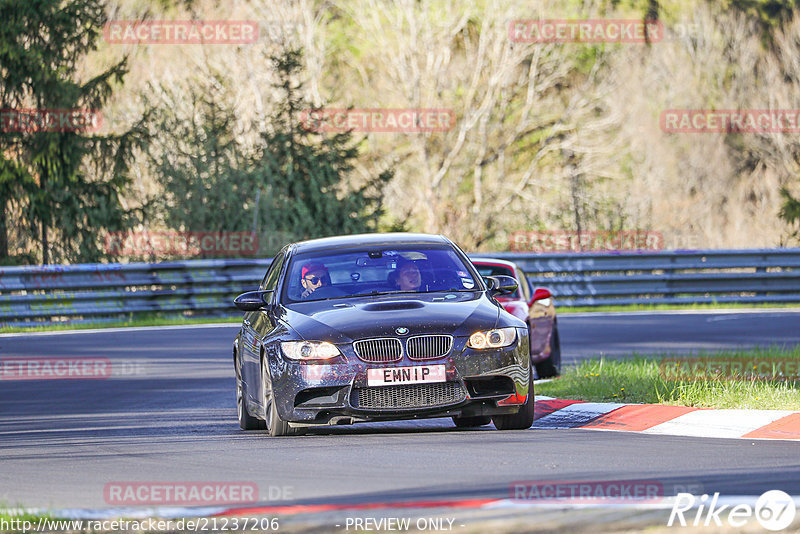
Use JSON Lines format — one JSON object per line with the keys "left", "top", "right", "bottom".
{"left": 282, "top": 292, "right": 502, "bottom": 343}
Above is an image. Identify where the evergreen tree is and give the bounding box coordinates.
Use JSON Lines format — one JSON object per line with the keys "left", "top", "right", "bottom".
{"left": 722, "top": 0, "right": 799, "bottom": 30}
{"left": 259, "top": 49, "right": 392, "bottom": 241}
{"left": 0, "top": 0, "right": 146, "bottom": 264}
{"left": 147, "top": 74, "right": 265, "bottom": 236}
{"left": 779, "top": 188, "right": 800, "bottom": 245}
{"left": 150, "top": 48, "right": 392, "bottom": 257}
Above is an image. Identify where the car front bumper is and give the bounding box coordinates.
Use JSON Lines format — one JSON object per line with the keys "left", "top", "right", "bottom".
{"left": 267, "top": 329, "right": 531, "bottom": 424}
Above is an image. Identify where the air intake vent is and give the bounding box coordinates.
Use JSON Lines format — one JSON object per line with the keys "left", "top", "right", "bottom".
{"left": 362, "top": 301, "right": 424, "bottom": 311}
{"left": 353, "top": 337, "right": 403, "bottom": 363}
{"left": 351, "top": 382, "right": 466, "bottom": 410}
{"left": 406, "top": 335, "right": 453, "bottom": 360}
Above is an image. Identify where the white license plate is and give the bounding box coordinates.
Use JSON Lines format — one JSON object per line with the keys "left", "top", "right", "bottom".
{"left": 367, "top": 365, "right": 446, "bottom": 387}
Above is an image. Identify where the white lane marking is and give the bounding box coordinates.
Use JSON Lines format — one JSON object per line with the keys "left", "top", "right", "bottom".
{"left": 705, "top": 313, "right": 800, "bottom": 322}
{"left": 642, "top": 409, "right": 796, "bottom": 439}
{"left": 0, "top": 323, "right": 240, "bottom": 338}
{"left": 531, "top": 402, "right": 624, "bottom": 429}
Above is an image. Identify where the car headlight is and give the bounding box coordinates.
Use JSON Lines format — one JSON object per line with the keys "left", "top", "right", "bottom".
{"left": 281, "top": 341, "right": 341, "bottom": 361}
{"left": 467, "top": 327, "right": 517, "bottom": 349}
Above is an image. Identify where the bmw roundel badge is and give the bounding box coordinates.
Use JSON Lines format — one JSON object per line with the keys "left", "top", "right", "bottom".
{"left": 395, "top": 327, "right": 409, "bottom": 335}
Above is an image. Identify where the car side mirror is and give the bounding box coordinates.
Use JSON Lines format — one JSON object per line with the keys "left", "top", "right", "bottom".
{"left": 485, "top": 275, "right": 518, "bottom": 297}
{"left": 234, "top": 290, "right": 274, "bottom": 311}
{"left": 529, "top": 287, "right": 552, "bottom": 306}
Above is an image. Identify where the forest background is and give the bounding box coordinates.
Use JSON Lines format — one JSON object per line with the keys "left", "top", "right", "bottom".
{"left": 2, "top": 0, "right": 800, "bottom": 265}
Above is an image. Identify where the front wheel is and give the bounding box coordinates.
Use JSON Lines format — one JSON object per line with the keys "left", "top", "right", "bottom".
{"left": 262, "top": 356, "right": 297, "bottom": 437}
{"left": 535, "top": 324, "right": 561, "bottom": 379}
{"left": 237, "top": 352, "right": 264, "bottom": 430}
{"left": 492, "top": 363, "right": 535, "bottom": 430}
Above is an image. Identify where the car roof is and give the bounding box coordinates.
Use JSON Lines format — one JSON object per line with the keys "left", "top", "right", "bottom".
{"left": 469, "top": 257, "right": 521, "bottom": 270}
{"left": 291, "top": 233, "right": 452, "bottom": 254}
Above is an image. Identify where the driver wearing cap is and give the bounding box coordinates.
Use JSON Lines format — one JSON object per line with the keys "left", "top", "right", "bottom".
{"left": 300, "top": 262, "right": 329, "bottom": 299}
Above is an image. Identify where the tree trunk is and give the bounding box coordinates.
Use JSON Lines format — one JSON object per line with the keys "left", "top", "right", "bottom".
{"left": 41, "top": 220, "right": 49, "bottom": 265}
{"left": 570, "top": 167, "right": 583, "bottom": 251}
{"left": 0, "top": 199, "right": 8, "bottom": 259}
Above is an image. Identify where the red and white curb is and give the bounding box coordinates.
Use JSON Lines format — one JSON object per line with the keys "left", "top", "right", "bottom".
{"left": 532, "top": 396, "right": 800, "bottom": 440}
{"left": 31, "top": 494, "right": 800, "bottom": 523}
{"left": 10, "top": 400, "right": 799, "bottom": 521}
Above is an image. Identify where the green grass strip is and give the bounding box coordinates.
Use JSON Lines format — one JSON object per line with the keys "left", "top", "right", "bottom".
{"left": 537, "top": 346, "right": 800, "bottom": 410}
{"left": 0, "top": 313, "right": 240, "bottom": 334}
{"left": 4, "top": 302, "right": 799, "bottom": 333}
{"left": 0, "top": 505, "right": 53, "bottom": 532}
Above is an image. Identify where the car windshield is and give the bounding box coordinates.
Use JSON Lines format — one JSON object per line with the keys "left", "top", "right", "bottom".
{"left": 473, "top": 263, "right": 520, "bottom": 298}
{"left": 283, "top": 245, "right": 480, "bottom": 302}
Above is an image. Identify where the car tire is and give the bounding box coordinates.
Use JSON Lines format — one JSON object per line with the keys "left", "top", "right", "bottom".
{"left": 236, "top": 352, "right": 265, "bottom": 431}
{"left": 452, "top": 416, "right": 492, "bottom": 428}
{"left": 534, "top": 323, "right": 561, "bottom": 379}
{"left": 492, "top": 362, "right": 535, "bottom": 430}
{"left": 262, "top": 356, "right": 297, "bottom": 437}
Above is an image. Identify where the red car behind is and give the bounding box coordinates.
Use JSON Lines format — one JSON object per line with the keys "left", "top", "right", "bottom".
{"left": 471, "top": 258, "right": 560, "bottom": 378}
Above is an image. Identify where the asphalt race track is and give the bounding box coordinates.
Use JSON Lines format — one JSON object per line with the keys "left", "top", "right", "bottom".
{"left": 1, "top": 310, "right": 800, "bottom": 513}
{"left": 559, "top": 309, "right": 800, "bottom": 362}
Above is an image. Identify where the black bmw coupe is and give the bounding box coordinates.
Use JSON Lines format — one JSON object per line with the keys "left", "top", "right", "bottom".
{"left": 233, "top": 233, "right": 534, "bottom": 436}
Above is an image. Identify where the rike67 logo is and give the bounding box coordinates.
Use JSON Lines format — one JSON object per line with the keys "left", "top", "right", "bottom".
{"left": 669, "top": 490, "right": 796, "bottom": 531}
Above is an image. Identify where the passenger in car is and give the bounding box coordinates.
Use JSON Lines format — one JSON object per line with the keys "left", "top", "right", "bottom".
{"left": 395, "top": 260, "right": 422, "bottom": 291}
{"left": 300, "top": 262, "right": 330, "bottom": 298}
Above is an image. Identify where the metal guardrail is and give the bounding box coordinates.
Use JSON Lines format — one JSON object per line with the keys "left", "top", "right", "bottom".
{"left": 1, "top": 249, "right": 799, "bottom": 325}
{"left": 0, "top": 260, "right": 270, "bottom": 325}
{"left": 487, "top": 248, "right": 800, "bottom": 307}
